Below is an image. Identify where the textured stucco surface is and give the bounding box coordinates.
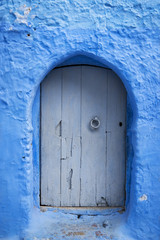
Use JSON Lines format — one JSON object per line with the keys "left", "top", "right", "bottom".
{"left": 0, "top": 0, "right": 160, "bottom": 239}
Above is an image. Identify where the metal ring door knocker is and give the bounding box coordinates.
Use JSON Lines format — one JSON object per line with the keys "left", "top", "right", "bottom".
{"left": 90, "top": 116, "right": 100, "bottom": 129}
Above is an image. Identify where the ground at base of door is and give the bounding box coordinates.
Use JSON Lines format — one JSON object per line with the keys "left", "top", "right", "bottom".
{"left": 23, "top": 208, "right": 126, "bottom": 240}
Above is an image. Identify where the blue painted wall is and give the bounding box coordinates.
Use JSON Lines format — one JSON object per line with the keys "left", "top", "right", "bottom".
{"left": 0, "top": 1, "right": 160, "bottom": 239}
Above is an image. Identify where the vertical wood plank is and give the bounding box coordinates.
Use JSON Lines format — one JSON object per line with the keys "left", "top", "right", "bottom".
{"left": 41, "top": 68, "right": 62, "bottom": 206}
{"left": 80, "top": 66, "right": 108, "bottom": 206}
{"left": 106, "top": 70, "right": 126, "bottom": 206}
{"left": 60, "top": 66, "right": 81, "bottom": 206}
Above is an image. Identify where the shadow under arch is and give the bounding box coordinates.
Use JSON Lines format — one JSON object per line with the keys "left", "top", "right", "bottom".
{"left": 32, "top": 52, "right": 137, "bottom": 213}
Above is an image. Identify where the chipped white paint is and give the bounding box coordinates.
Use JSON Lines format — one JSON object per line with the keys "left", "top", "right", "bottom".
{"left": 139, "top": 194, "right": 147, "bottom": 201}
{"left": 13, "top": 6, "right": 32, "bottom": 26}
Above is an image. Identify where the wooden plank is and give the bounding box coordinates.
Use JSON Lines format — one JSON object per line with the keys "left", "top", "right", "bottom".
{"left": 80, "top": 66, "right": 108, "bottom": 206}
{"left": 60, "top": 66, "right": 81, "bottom": 206}
{"left": 41, "top": 68, "right": 62, "bottom": 206}
{"left": 106, "top": 70, "right": 126, "bottom": 206}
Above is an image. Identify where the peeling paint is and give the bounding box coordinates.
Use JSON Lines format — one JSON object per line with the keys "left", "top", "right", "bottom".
{"left": 68, "top": 169, "right": 73, "bottom": 190}
{"left": 55, "top": 120, "right": 62, "bottom": 137}
{"left": 139, "top": 194, "right": 147, "bottom": 201}
{"left": 13, "top": 6, "right": 32, "bottom": 26}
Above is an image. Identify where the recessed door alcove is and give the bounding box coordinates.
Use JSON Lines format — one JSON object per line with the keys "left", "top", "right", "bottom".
{"left": 40, "top": 65, "right": 126, "bottom": 207}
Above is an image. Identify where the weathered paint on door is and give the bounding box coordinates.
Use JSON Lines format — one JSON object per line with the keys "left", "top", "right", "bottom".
{"left": 41, "top": 66, "right": 126, "bottom": 207}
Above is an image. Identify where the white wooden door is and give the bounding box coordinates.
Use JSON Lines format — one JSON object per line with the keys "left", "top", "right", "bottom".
{"left": 41, "top": 66, "right": 126, "bottom": 207}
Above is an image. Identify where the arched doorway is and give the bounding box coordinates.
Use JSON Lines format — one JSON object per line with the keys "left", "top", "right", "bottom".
{"left": 40, "top": 65, "right": 126, "bottom": 207}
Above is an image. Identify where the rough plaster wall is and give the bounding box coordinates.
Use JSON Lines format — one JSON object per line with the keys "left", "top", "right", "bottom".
{"left": 0, "top": 0, "right": 160, "bottom": 239}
